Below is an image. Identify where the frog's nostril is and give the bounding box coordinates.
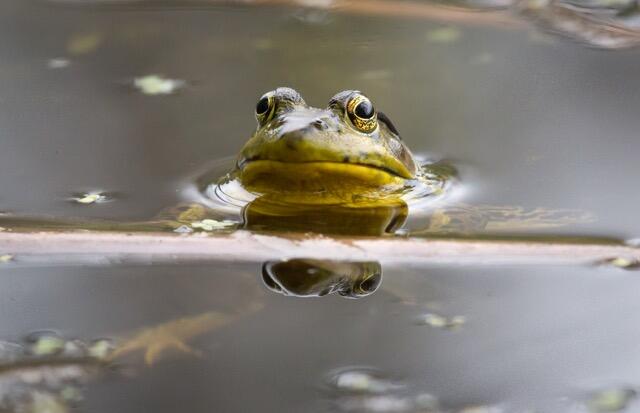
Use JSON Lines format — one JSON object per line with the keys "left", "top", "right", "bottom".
{"left": 312, "top": 119, "right": 328, "bottom": 130}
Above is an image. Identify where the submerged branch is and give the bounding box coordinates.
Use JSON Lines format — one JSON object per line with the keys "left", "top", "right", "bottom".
{"left": 255, "top": 0, "right": 522, "bottom": 27}
{"left": 47, "top": 0, "right": 640, "bottom": 48}
{"left": 0, "top": 231, "right": 636, "bottom": 267}
{"left": 47, "top": 0, "right": 521, "bottom": 27}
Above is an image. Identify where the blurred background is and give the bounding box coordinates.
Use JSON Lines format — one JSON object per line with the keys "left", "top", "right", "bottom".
{"left": 1, "top": 1, "right": 640, "bottom": 412}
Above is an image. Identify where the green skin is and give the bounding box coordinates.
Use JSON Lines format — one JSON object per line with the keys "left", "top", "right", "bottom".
{"left": 236, "top": 87, "right": 418, "bottom": 198}
{"left": 220, "top": 87, "right": 424, "bottom": 235}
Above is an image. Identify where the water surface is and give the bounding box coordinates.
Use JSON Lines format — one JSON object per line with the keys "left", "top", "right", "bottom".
{"left": 1, "top": 1, "right": 640, "bottom": 412}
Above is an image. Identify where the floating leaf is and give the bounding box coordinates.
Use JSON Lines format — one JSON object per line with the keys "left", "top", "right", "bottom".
{"left": 133, "top": 75, "right": 185, "bottom": 95}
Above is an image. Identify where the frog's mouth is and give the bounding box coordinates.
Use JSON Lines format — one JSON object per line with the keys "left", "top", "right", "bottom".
{"left": 238, "top": 159, "right": 407, "bottom": 193}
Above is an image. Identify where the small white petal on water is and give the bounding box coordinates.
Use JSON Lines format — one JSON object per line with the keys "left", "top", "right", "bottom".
{"left": 332, "top": 369, "right": 402, "bottom": 394}
{"left": 190, "top": 219, "right": 237, "bottom": 232}
{"left": 73, "top": 193, "right": 107, "bottom": 205}
{"left": 0, "top": 254, "right": 13, "bottom": 263}
{"left": 133, "top": 75, "right": 185, "bottom": 95}
{"left": 417, "top": 313, "right": 466, "bottom": 330}
{"left": 29, "top": 334, "right": 66, "bottom": 356}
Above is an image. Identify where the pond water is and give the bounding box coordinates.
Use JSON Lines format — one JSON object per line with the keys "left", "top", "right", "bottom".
{"left": 1, "top": 1, "right": 640, "bottom": 412}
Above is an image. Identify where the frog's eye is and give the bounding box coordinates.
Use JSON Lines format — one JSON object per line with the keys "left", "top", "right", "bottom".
{"left": 255, "top": 93, "right": 276, "bottom": 126}
{"left": 346, "top": 94, "right": 377, "bottom": 134}
{"left": 356, "top": 274, "right": 382, "bottom": 295}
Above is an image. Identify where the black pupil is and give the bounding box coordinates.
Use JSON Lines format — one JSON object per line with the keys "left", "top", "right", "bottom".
{"left": 360, "top": 277, "right": 377, "bottom": 292}
{"left": 256, "top": 97, "right": 270, "bottom": 115}
{"left": 355, "top": 100, "right": 374, "bottom": 119}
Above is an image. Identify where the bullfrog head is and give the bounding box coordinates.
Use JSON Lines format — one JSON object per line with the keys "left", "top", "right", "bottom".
{"left": 237, "top": 87, "right": 417, "bottom": 196}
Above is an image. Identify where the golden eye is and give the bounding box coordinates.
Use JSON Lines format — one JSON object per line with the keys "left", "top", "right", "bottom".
{"left": 347, "top": 94, "right": 377, "bottom": 134}
{"left": 255, "top": 93, "right": 275, "bottom": 126}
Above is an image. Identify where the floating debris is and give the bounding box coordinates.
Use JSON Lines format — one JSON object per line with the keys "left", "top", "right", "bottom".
{"left": 47, "top": 58, "right": 70, "bottom": 69}
{"left": 173, "top": 225, "right": 194, "bottom": 234}
{"left": 336, "top": 394, "right": 414, "bottom": 412}
{"left": 426, "top": 26, "right": 462, "bottom": 43}
{"left": 61, "top": 340, "right": 87, "bottom": 358}
{"left": 0, "top": 333, "right": 116, "bottom": 413}
{"left": 29, "top": 392, "right": 69, "bottom": 413}
{"left": 190, "top": 219, "right": 237, "bottom": 232}
{"left": 66, "top": 32, "right": 102, "bottom": 55}
{"left": 133, "top": 75, "right": 185, "bottom": 95}
{"left": 26, "top": 331, "right": 66, "bottom": 356}
{"left": 330, "top": 368, "right": 403, "bottom": 394}
{"left": 416, "top": 313, "right": 466, "bottom": 330}
{"left": 88, "top": 339, "right": 114, "bottom": 360}
{"left": 604, "top": 257, "right": 640, "bottom": 269}
{"left": 71, "top": 192, "right": 108, "bottom": 205}
{"left": 587, "top": 387, "right": 637, "bottom": 413}
{"left": 0, "top": 254, "right": 13, "bottom": 263}
{"left": 59, "top": 386, "right": 82, "bottom": 403}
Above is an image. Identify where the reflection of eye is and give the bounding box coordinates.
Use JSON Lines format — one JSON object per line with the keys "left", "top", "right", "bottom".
{"left": 357, "top": 275, "right": 381, "bottom": 295}
{"left": 347, "top": 94, "right": 377, "bottom": 134}
{"left": 255, "top": 92, "right": 276, "bottom": 126}
{"left": 339, "top": 271, "right": 382, "bottom": 299}
{"left": 261, "top": 263, "right": 283, "bottom": 293}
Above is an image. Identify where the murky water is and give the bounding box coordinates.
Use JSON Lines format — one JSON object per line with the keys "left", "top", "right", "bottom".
{"left": 1, "top": 1, "right": 640, "bottom": 412}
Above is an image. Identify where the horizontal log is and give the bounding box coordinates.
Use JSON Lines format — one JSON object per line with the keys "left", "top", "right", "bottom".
{"left": 0, "top": 231, "right": 636, "bottom": 267}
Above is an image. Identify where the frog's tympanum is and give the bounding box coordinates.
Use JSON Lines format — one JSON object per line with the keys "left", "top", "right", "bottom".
{"left": 262, "top": 259, "right": 382, "bottom": 298}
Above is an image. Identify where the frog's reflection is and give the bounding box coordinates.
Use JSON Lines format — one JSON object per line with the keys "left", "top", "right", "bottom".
{"left": 243, "top": 196, "right": 408, "bottom": 236}
{"left": 261, "top": 259, "right": 382, "bottom": 298}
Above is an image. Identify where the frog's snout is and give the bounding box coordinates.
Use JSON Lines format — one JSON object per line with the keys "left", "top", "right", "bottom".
{"left": 274, "top": 110, "right": 338, "bottom": 141}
